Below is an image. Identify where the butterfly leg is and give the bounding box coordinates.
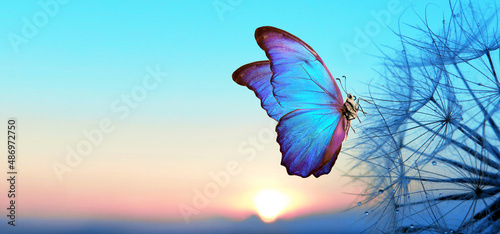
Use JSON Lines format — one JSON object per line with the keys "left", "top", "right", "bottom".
{"left": 356, "top": 98, "right": 370, "bottom": 116}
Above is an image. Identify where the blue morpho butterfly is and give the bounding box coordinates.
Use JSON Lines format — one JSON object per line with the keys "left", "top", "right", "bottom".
{"left": 233, "top": 26, "right": 361, "bottom": 178}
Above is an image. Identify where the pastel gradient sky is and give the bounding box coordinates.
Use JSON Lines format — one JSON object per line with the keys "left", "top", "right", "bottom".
{"left": 0, "top": 0, "right": 455, "bottom": 230}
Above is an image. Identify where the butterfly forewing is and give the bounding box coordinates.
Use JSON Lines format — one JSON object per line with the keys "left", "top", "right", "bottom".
{"left": 255, "top": 27, "right": 344, "bottom": 108}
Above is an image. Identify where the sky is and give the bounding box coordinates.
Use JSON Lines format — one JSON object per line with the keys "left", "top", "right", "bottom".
{"left": 0, "top": 0, "right": 457, "bottom": 232}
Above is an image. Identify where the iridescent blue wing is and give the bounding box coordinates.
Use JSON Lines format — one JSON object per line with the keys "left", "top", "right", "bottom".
{"left": 312, "top": 117, "right": 348, "bottom": 177}
{"left": 255, "top": 26, "right": 344, "bottom": 109}
{"left": 232, "top": 61, "right": 291, "bottom": 121}
{"left": 255, "top": 26, "right": 346, "bottom": 177}
{"left": 277, "top": 109, "right": 347, "bottom": 177}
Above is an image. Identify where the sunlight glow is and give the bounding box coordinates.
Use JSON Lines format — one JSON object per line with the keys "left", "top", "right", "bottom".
{"left": 253, "top": 189, "right": 290, "bottom": 223}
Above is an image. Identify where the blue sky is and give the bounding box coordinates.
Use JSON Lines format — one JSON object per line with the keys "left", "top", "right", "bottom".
{"left": 1, "top": 0, "right": 411, "bottom": 116}
{"left": 0, "top": 0, "right": 450, "bottom": 122}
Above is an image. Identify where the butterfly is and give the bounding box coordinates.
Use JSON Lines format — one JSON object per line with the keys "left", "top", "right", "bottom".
{"left": 232, "top": 26, "right": 360, "bottom": 178}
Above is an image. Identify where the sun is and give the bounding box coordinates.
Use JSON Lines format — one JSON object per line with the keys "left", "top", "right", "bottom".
{"left": 253, "top": 189, "right": 290, "bottom": 223}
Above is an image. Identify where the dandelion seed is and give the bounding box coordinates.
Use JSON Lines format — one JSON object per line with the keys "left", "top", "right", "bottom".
{"left": 347, "top": 1, "right": 500, "bottom": 232}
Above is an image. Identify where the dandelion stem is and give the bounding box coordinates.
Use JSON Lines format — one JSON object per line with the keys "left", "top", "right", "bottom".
{"left": 434, "top": 156, "right": 500, "bottom": 179}
{"left": 404, "top": 176, "right": 500, "bottom": 186}
{"left": 473, "top": 196, "right": 500, "bottom": 221}
{"left": 455, "top": 123, "right": 500, "bottom": 160}
{"left": 486, "top": 51, "right": 499, "bottom": 85}
{"left": 454, "top": 63, "right": 500, "bottom": 141}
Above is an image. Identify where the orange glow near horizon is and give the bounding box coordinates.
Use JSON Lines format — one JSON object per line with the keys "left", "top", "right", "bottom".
{"left": 253, "top": 189, "right": 291, "bottom": 223}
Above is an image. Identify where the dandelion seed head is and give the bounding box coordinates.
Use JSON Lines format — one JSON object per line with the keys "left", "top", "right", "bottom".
{"left": 404, "top": 177, "right": 410, "bottom": 184}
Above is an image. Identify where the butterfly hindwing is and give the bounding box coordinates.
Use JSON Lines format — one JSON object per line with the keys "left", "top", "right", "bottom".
{"left": 232, "top": 61, "right": 291, "bottom": 121}
{"left": 277, "top": 108, "right": 345, "bottom": 178}
{"left": 312, "top": 117, "right": 347, "bottom": 177}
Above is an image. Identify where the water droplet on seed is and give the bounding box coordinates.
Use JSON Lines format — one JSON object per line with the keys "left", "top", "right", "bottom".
{"left": 432, "top": 161, "right": 437, "bottom": 166}
{"left": 395, "top": 209, "right": 399, "bottom": 214}
{"left": 410, "top": 224, "right": 415, "bottom": 229}
{"left": 378, "top": 189, "right": 384, "bottom": 194}
{"left": 365, "top": 211, "right": 369, "bottom": 216}
{"left": 358, "top": 202, "right": 362, "bottom": 206}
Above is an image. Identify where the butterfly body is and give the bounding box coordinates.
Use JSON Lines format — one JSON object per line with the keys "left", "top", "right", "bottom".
{"left": 233, "top": 26, "right": 358, "bottom": 178}
{"left": 343, "top": 94, "right": 359, "bottom": 127}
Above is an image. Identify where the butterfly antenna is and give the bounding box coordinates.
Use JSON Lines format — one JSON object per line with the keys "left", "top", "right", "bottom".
{"left": 335, "top": 75, "right": 349, "bottom": 95}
